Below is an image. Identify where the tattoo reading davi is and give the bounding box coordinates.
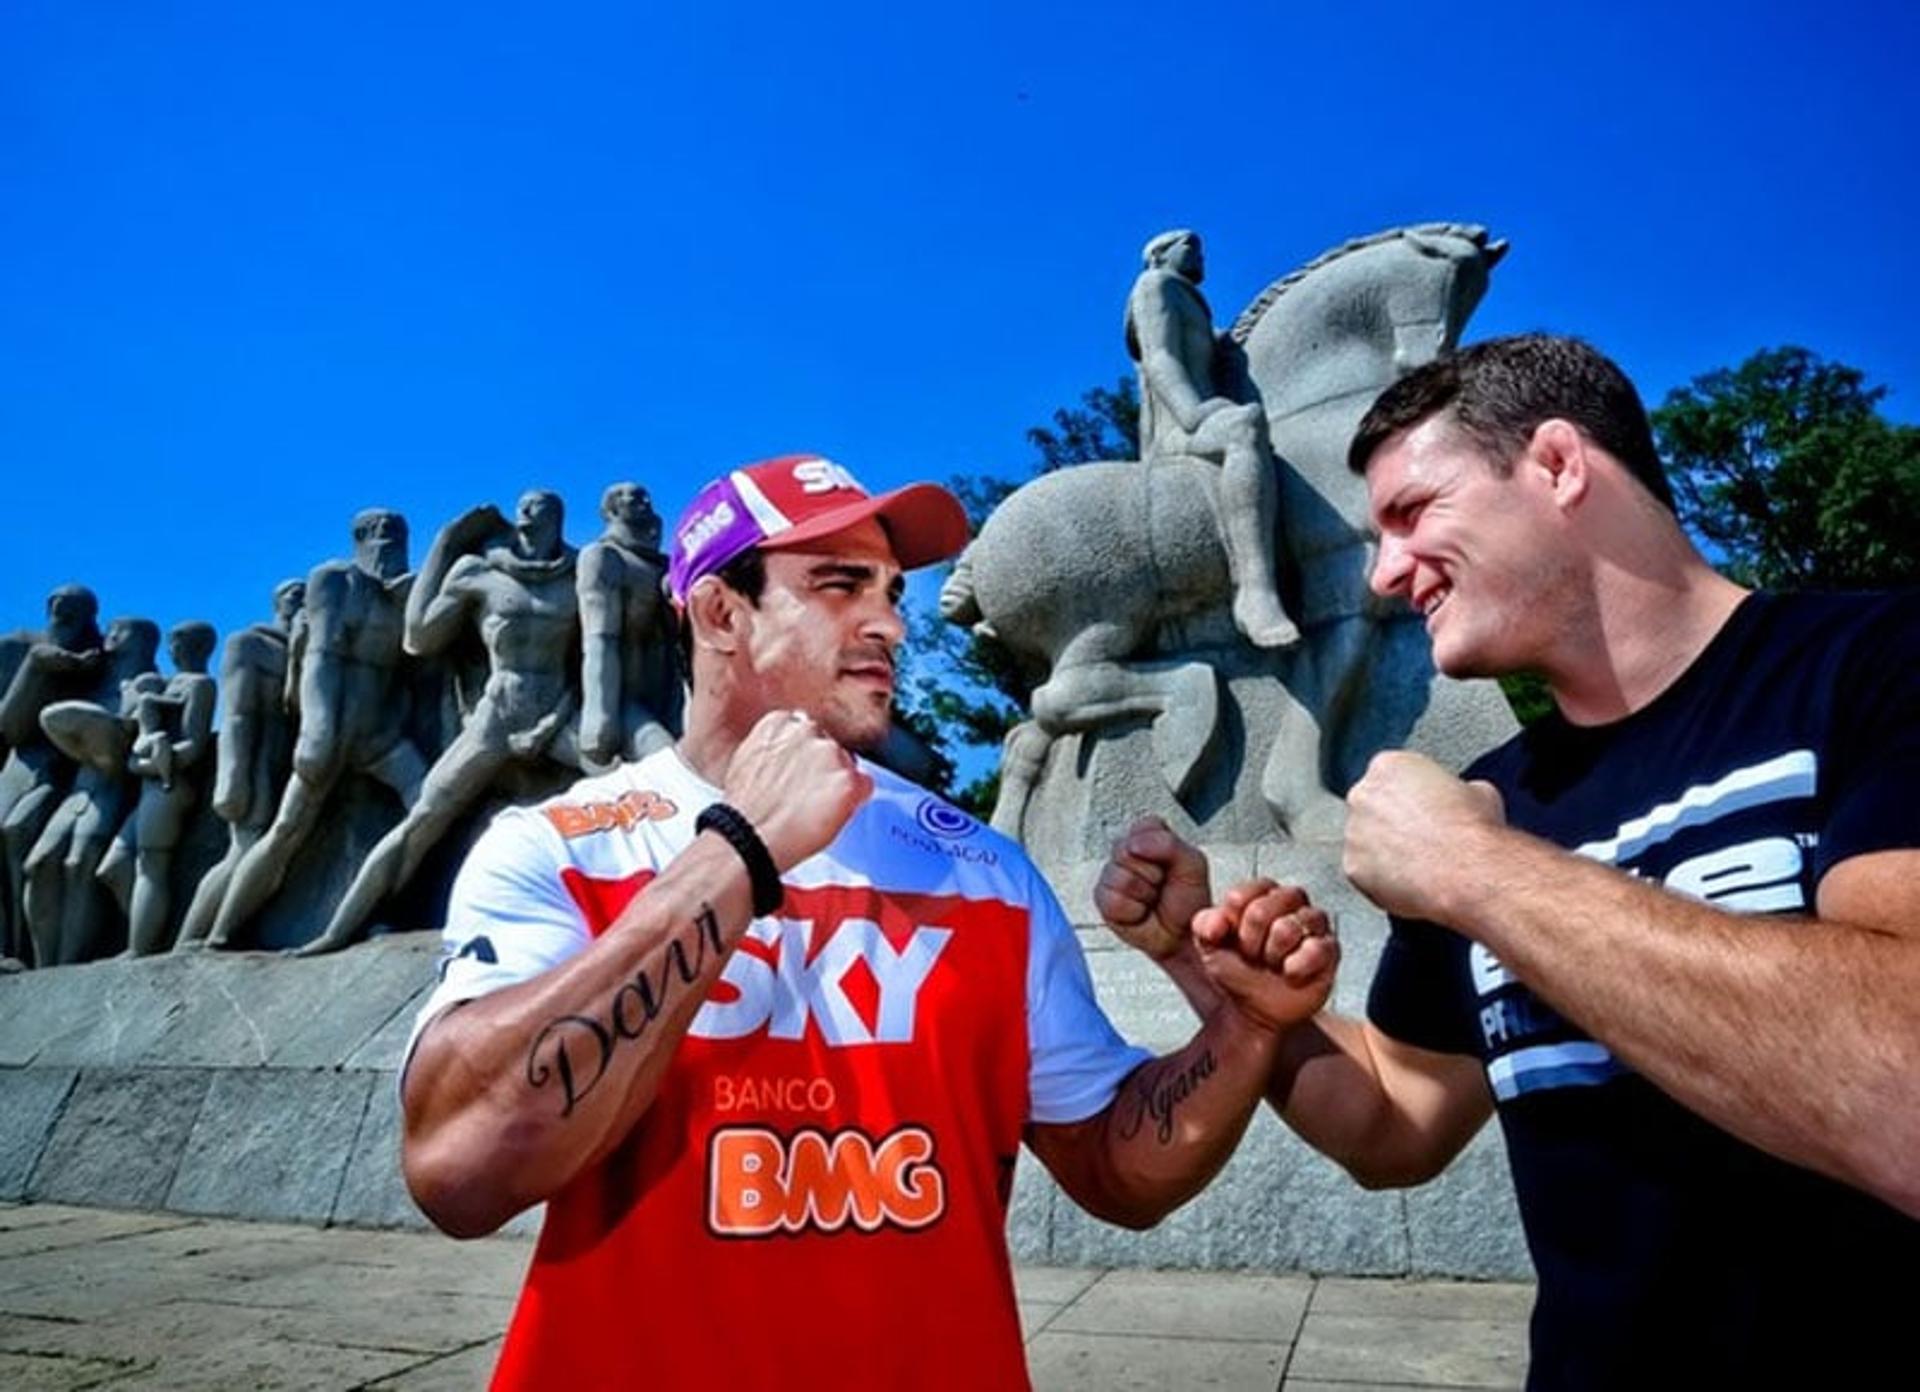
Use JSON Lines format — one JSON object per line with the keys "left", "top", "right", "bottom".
{"left": 525, "top": 903, "right": 725, "bottom": 1116}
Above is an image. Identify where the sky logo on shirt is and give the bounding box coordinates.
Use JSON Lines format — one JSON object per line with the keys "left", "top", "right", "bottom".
{"left": 691, "top": 917, "right": 952, "bottom": 1045}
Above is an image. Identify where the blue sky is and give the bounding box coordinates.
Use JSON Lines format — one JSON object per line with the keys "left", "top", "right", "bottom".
{"left": 4, "top": 0, "right": 1916, "bottom": 660}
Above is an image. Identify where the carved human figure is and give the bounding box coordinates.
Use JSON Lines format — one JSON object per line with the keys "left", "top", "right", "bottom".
{"left": 579, "top": 481, "right": 680, "bottom": 767}
{"left": 1126, "top": 228, "right": 1298, "bottom": 649}
{"left": 175, "top": 580, "right": 305, "bottom": 949}
{"left": 207, "top": 510, "right": 427, "bottom": 948}
{"left": 25, "top": 617, "right": 160, "bottom": 966}
{"left": 96, "top": 621, "right": 218, "bottom": 955}
{"left": 298, "top": 490, "right": 583, "bottom": 955}
{"left": 0, "top": 585, "right": 105, "bottom": 964}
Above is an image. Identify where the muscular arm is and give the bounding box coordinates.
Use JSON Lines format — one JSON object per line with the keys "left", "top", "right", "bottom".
{"left": 1429, "top": 826, "right": 1920, "bottom": 1214}
{"left": 1030, "top": 872, "right": 1341, "bottom": 1228}
{"left": 1349, "top": 752, "right": 1920, "bottom": 1216}
{"left": 1024, "top": 1009, "right": 1281, "bottom": 1229}
{"left": 402, "top": 833, "right": 758, "bottom": 1237}
{"left": 1097, "top": 818, "right": 1491, "bottom": 1191}
{"left": 0, "top": 655, "right": 56, "bottom": 747}
{"left": 293, "top": 567, "right": 350, "bottom": 771}
{"left": 402, "top": 709, "right": 868, "bottom": 1238}
{"left": 405, "top": 553, "right": 485, "bottom": 658}
{"left": 1163, "top": 947, "right": 1491, "bottom": 1188}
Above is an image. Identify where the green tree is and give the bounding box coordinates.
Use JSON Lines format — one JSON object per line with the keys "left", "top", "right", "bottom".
{"left": 1652, "top": 346, "right": 1920, "bottom": 590}
{"left": 898, "top": 378, "right": 1138, "bottom": 812}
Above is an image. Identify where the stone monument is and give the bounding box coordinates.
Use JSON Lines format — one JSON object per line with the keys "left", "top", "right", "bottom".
{"left": 1127, "top": 229, "right": 1298, "bottom": 650}
{"left": 947, "top": 225, "right": 1529, "bottom": 1277}
{"left": 25, "top": 617, "right": 161, "bottom": 965}
{"left": 578, "top": 482, "right": 680, "bottom": 769}
{"left": 298, "top": 490, "right": 583, "bottom": 955}
{"left": 206, "top": 510, "right": 428, "bottom": 950}
{"left": 945, "top": 224, "right": 1518, "bottom": 893}
{"left": 0, "top": 585, "right": 106, "bottom": 967}
{"left": 175, "top": 580, "right": 305, "bottom": 948}
{"left": 96, "top": 620, "right": 219, "bottom": 955}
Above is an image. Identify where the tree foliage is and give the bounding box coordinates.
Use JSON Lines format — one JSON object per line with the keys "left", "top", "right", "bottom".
{"left": 1651, "top": 346, "right": 1920, "bottom": 590}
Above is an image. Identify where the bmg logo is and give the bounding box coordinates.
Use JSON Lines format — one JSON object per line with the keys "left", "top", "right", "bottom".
{"left": 707, "top": 1124, "right": 947, "bottom": 1237}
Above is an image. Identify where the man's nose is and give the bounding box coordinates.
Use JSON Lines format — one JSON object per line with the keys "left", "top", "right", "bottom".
{"left": 865, "top": 596, "right": 907, "bottom": 646}
{"left": 1369, "top": 534, "right": 1413, "bottom": 597}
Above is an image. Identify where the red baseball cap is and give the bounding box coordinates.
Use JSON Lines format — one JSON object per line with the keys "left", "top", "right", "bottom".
{"left": 668, "top": 454, "right": 970, "bottom": 602}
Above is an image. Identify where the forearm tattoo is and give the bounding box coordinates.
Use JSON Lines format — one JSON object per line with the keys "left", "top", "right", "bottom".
{"left": 525, "top": 902, "right": 725, "bottom": 1116}
{"left": 1116, "top": 1048, "right": 1218, "bottom": 1145}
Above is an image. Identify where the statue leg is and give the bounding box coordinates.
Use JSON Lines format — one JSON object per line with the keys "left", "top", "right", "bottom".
{"left": 127, "top": 784, "right": 193, "bottom": 956}
{"left": 22, "top": 803, "right": 78, "bottom": 968}
{"left": 989, "top": 721, "right": 1053, "bottom": 839}
{"left": 1033, "top": 658, "right": 1221, "bottom": 804}
{"left": 127, "top": 848, "right": 177, "bottom": 956}
{"left": 1207, "top": 413, "right": 1299, "bottom": 650}
{"left": 176, "top": 826, "right": 253, "bottom": 950}
{"left": 1259, "top": 617, "right": 1360, "bottom": 843}
{"left": 207, "top": 769, "right": 334, "bottom": 948}
{"left": 299, "top": 729, "right": 506, "bottom": 956}
{"left": 57, "top": 808, "right": 122, "bottom": 967}
{"left": 1028, "top": 623, "right": 1143, "bottom": 734}
{"left": 97, "top": 817, "right": 136, "bottom": 919}
{"left": 3, "top": 782, "right": 60, "bottom": 962}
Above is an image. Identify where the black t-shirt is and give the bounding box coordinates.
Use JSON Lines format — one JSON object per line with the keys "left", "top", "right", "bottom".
{"left": 1369, "top": 590, "right": 1920, "bottom": 1389}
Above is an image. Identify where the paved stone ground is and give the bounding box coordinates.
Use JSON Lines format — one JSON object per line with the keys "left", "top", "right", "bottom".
{"left": 0, "top": 1202, "right": 1533, "bottom": 1389}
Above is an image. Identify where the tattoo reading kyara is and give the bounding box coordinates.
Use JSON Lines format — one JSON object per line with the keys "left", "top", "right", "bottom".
{"left": 525, "top": 903, "right": 726, "bottom": 1115}
{"left": 1117, "top": 1049, "right": 1218, "bottom": 1145}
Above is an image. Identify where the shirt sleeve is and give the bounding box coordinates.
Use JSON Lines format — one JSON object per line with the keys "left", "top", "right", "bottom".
{"left": 1023, "top": 872, "right": 1153, "bottom": 1125}
{"left": 1816, "top": 592, "right": 1920, "bottom": 882}
{"left": 403, "top": 806, "right": 591, "bottom": 1069}
{"left": 1366, "top": 915, "right": 1481, "bottom": 1056}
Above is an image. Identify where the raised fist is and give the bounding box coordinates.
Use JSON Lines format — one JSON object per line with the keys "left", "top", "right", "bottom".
{"left": 1094, "top": 815, "right": 1213, "bottom": 961}
{"left": 722, "top": 709, "right": 872, "bottom": 871}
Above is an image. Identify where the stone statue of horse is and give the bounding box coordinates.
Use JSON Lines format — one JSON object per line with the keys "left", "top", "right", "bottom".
{"left": 940, "top": 224, "right": 1514, "bottom": 848}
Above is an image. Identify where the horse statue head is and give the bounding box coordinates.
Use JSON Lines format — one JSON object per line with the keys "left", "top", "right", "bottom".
{"left": 1227, "top": 223, "right": 1508, "bottom": 621}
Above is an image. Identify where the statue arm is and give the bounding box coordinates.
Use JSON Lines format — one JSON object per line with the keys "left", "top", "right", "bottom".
{"left": 0, "top": 661, "right": 42, "bottom": 747}
{"left": 406, "top": 555, "right": 485, "bottom": 657}
{"left": 406, "top": 506, "right": 505, "bottom": 657}
{"left": 577, "top": 546, "right": 622, "bottom": 760}
{"left": 283, "top": 611, "right": 309, "bottom": 715}
{"left": 293, "top": 565, "right": 351, "bottom": 775}
{"left": 172, "top": 675, "right": 217, "bottom": 768}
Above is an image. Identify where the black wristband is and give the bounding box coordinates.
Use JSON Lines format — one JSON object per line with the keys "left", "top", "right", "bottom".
{"left": 696, "top": 802, "right": 784, "bottom": 917}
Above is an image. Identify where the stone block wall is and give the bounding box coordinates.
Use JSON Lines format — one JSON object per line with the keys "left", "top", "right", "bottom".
{"left": 0, "top": 929, "right": 1529, "bottom": 1278}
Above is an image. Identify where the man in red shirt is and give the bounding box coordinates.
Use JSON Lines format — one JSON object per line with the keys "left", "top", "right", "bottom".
{"left": 400, "top": 454, "right": 1338, "bottom": 1390}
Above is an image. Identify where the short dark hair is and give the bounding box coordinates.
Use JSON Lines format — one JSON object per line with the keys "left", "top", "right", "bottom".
{"left": 1347, "top": 333, "right": 1675, "bottom": 512}
{"left": 679, "top": 547, "right": 766, "bottom": 690}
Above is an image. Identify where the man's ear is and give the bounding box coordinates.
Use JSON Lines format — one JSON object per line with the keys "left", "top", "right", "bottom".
{"left": 1525, "top": 419, "right": 1592, "bottom": 511}
{"left": 685, "top": 576, "right": 745, "bottom": 657}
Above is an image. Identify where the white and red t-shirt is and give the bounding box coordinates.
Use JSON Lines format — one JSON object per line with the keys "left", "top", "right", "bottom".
{"left": 413, "top": 746, "right": 1149, "bottom": 1391}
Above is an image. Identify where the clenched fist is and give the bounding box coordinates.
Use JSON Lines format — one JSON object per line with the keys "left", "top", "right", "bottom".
{"left": 1192, "top": 879, "right": 1341, "bottom": 1034}
{"left": 1343, "top": 750, "right": 1505, "bottom": 923}
{"left": 1094, "top": 816, "right": 1213, "bottom": 961}
{"left": 723, "top": 709, "right": 872, "bottom": 871}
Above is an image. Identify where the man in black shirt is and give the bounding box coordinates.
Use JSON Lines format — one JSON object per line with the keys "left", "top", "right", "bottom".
{"left": 1100, "top": 334, "right": 1920, "bottom": 1388}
